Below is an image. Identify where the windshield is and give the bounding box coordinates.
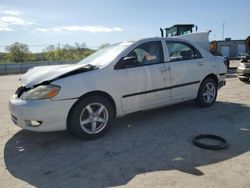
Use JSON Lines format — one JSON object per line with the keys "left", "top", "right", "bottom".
{"left": 78, "top": 42, "right": 133, "bottom": 67}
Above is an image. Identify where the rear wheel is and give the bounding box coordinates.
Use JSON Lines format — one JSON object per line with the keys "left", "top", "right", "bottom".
{"left": 68, "top": 96, "right": 114, "bottom": 140}
{"left": 196, "top": 78, "right": 217, "bottom": 107}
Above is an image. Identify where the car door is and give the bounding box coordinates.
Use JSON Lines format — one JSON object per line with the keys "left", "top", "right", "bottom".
{"left": 165, "top": 41, "right": 206, "bottom": 100}
{"left": 116, "top": 40, "right": 171, "bottom": 113}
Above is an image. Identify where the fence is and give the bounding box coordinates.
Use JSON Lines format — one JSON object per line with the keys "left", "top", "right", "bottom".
{"left": 0, "top": 61, "right": 76, "bottom": 75}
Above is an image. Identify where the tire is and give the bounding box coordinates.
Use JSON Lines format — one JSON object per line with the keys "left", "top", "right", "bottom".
{"left": 239, "top": 78, "right": 249, "bottom": 83}
{"left": 192, "top": 134, "right": 228, "bottom": 150}
{"left": 68, "top": 95, "right": 114, "bottom": 140}
{"left": 196, "top": 78, "right": 218, "bottom": 107}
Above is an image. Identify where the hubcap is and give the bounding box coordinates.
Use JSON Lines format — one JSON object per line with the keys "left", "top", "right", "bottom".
{"left": 79, "top": 103, "right": 109, "bottom": 134}
{"left": 203, "top": 82, "right": 216, "bottom": 103}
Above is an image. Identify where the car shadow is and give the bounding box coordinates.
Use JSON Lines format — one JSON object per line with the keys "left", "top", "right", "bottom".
{"left": 4, "top": 101, "right": 250, "bottom": 187}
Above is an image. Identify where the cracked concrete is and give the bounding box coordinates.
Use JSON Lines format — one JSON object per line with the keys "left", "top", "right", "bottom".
{"left": 0, "top": 73, "right": 250, "bottom": 188}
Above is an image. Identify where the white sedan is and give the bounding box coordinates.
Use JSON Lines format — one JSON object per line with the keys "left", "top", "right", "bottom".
{"left": 9, "top": 37, "right": 227, "bottom": 139}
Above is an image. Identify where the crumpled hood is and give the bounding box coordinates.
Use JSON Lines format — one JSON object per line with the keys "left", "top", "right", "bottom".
{"left": 20, "top": 64, "right": 95, "bottom": 88}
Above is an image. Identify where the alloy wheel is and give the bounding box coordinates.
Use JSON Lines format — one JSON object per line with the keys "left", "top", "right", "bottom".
{"left": 79, "top": 102, "right": 109, "bottom": 134}
{"left": 203, "top": 82, "right": 216, "bottom": 103}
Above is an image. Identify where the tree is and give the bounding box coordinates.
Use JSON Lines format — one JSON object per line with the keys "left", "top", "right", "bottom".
{"left": 98, "top": 43, "right": 110, "bottom": 49}
{"left": 5, "top": 42, "right": 30, "bottom": 63}
{"left": 43, "top": 45, "right": 58, "bottom": 61}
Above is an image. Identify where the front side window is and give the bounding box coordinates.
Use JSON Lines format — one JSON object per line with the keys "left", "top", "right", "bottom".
{"left": 127, "top": 41, "right": 164, "bottom": 66}
{"left": 166, "top": 41, "right": 201, "bottom": 62}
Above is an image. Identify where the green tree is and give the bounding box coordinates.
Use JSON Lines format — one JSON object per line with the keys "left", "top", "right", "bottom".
{"left": 43, "top": 45, "right": 58, "bottom": 61}
{"left": 5, "top": 42, "right": 30, "bottom": 63}
{"left": 98, "top": 43, "right": 110, "bottom": 49}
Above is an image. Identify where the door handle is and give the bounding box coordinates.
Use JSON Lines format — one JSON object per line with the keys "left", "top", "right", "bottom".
{"left": 197, "top": 62, "right": 205, "bottom": 66}
{"left": 159, "top": 67, "right": 170, "bottom": 72}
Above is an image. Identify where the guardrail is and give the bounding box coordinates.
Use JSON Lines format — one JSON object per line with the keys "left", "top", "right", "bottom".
{"left": 0, "top": 61, "right": 76, "bottom": 75}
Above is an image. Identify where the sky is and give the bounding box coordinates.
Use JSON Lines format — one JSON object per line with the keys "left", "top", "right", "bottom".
{"left": 0, "top": 0, "right": 249, "bottom": 52}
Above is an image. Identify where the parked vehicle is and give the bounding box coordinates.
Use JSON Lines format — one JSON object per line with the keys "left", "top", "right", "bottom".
{"left": 237, "top": 56, "right": 250, "bottom": 82}
{"left": 237, "top": 53, "right": 249, "bottom": 60}
{"left": 9, "top": 37, "right": 227, "bottom": 140}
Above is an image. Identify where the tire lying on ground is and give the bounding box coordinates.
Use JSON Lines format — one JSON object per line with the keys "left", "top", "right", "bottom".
{"left": 192, "top": 134, "right": 228, "bottom": 150}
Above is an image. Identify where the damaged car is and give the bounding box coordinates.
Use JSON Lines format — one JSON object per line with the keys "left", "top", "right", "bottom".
{"left": 9, "top": 37, "right": 227, "bottom": 140}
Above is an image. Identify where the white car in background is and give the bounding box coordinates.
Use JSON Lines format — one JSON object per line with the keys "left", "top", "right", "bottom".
{"left": 9, "top": 37, "right": 227, "bottom": 140}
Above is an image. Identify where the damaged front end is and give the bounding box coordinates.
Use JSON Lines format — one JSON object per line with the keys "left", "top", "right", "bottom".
{"left": 14, "top": 64, "right": 98, "bottom": 100}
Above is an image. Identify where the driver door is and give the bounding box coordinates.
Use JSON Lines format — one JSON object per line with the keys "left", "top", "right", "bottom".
{"left": 116, "top": 40, "right": 171, "bottom": 113}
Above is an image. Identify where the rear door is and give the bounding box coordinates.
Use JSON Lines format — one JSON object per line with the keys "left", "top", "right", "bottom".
{"left": 165, "top": 41, "right": 206, "bottom": 100}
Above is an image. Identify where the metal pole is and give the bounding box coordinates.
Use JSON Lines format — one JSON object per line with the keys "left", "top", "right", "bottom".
{"left": 222, "top": 23, "right": 225, "bottom": 40}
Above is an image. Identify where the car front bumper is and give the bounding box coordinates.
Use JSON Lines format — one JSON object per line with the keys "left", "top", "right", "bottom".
{"left": 9, "top": 97, "right": 77, "bottom": 132}
{"left": 237, "top": 67, "right": 250, "bottom": 79}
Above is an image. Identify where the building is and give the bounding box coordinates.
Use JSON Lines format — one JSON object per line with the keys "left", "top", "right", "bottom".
{"left": 211, "top": 36, "right": 250, "bottom": 59}
{"left": 161, "top": 24, "right": 250, "bottom": 59}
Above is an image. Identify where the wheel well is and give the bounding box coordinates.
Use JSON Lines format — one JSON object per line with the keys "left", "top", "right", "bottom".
{"left": 67, "top": 90, "right": 117, "bottom": 124}
{"left": 203, "top": 74, "right": 218, "bottom": 85}
{"left": 79, "top": 91, "right": 116, "bottom": 116}
{"left": 196, "top": 74, "right": 219, "bottom": 98}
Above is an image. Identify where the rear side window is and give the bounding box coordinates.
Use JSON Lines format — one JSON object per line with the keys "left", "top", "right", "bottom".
{"left": 166, "top": 41, "right": 202, "bottom": 62}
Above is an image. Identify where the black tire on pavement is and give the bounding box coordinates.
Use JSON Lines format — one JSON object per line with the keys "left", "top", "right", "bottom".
{"left": 239, "top": 78, "right": 249, "bottom": 83}
{"left": 68, "top": 95, "right": 114, "bottom": 140}
{"left": 196, "top": 78, "right": 218, "bottom": 107}
{"left": 192, "top": 134, "right": 228, "bottom": 150}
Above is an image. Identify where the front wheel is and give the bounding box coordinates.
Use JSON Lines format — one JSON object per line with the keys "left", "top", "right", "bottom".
{"left": 196, "top": 78, "right": 218, "bottom": 107}
{"left": 68, "top": 96, "right": 114, "bottom": 140}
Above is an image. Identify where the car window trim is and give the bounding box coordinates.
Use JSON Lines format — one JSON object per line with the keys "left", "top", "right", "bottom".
{"left": 116, "top": 61, "right": 167, "bottom": 69}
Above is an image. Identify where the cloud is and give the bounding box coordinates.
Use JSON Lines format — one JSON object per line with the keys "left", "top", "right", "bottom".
{"left": 0, "top": 16, "right": 34, "bottom": 25}
{"left": 0, "top": 21, "right": 12, "bottom": 31}
{"left": 0, "top": 9, "right": 34, "bottom": 32}
{"left": 0, "top": 15, "right": 34, "bottom": 31}
{"left": 0, "top": 27, "right": 12, "bottom": 31}
{"left": 35, "top": 25, "right": 123, "bottom": 33}
{"left": 3, "top": 10, "right": 22, "bottom": 16}
{"left": 113, "top": 27, "right": 123, "bottom": 32}
{"left": 35, "top": 28, "right": 49, "bottom": 32}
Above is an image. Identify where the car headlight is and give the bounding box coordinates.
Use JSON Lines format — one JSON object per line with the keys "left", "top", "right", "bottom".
{"left": 21, "top": 85, "right": 60, "bottom": 100}
{"left": 239, "top": 63, "right": 246, "bottom": 68}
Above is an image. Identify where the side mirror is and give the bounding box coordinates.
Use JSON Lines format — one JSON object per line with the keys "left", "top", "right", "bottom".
{"left": 115, "top": 56, "right": 138, "bottom": 69}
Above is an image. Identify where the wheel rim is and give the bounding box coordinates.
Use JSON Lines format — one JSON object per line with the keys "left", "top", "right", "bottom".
{"left": 79, "top": 102, "right": 109, "bottom": 134}
{"left": 203, "top": 82, "right": 216, "bottom": 103}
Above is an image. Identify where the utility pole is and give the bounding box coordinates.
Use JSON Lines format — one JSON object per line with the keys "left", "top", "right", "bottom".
{"left": 222, "top": 23, "right": 225, "bottom": 40}
{"left": 58, "top": 42, "right": 61, "bottom": 63}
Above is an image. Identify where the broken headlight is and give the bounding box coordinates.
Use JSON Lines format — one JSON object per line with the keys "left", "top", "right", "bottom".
{"left": 21, "top": 85, "right": 60, "bottom": 100}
